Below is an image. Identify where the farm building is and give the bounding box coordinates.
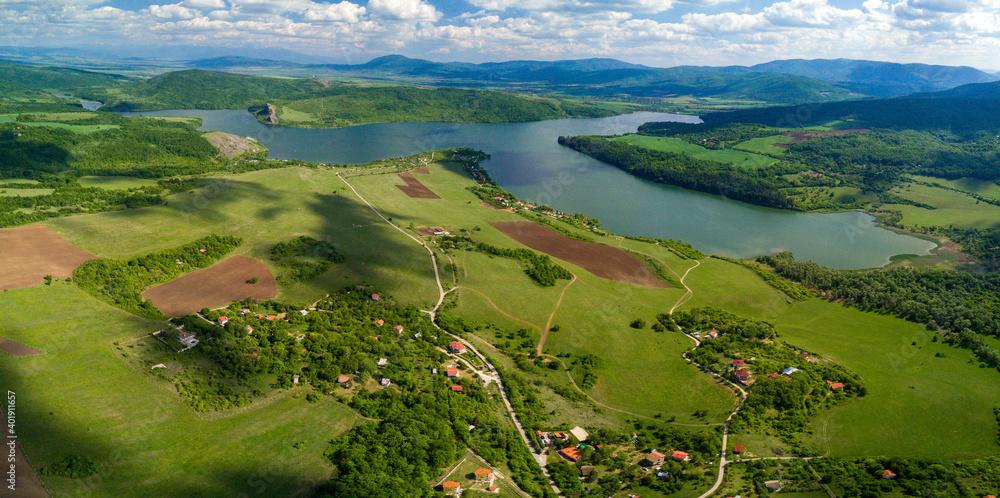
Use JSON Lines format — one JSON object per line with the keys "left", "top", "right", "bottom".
{"left": 671, "top": 451, "right": 689, "bottom": 462}
{"left": 432, "top": 227, "right": 449, "bottom": 235}
{"left": 449, "top": 341, "right": 467, "bottom": 353}
{"left": 642, "top": 451, "right": 665, "bottom": 467}
{"left": 558, "top": 447, "right": 583, "bottom": 462}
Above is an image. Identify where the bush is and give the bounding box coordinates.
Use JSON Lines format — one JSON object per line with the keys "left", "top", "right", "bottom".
{"left": 39, "top": 455, "right": 98, "bottom": 479}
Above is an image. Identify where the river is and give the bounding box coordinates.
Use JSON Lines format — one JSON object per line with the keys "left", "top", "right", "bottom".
{"left": 123, "top": 109, "right": 935, "bottom": 269}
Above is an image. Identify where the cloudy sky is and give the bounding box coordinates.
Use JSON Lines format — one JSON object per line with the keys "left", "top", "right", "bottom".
{"left": 2, "top": 0, "right": 998, "bottom": 69}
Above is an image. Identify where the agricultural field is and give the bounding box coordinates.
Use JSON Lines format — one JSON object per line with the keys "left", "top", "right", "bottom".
{"left": 886, "top": 182, "right": 1000, "bottom": 229}
{"left": 910, "top": 174, "right": 1000, "bottom": 201}
{"left": 610, "top": 134, "right": 778, "bottom": 168}
{"left": 0, "top": 283, "right": 359, "bottom": 497}
{"left": 735, "top": 134, "right": 793, "bottom": 155}
{"left": 141, "top": 255, "right": 278, "bottom": 316}
{"left": 0, "top": 224, "right": 96, "bottom": 290}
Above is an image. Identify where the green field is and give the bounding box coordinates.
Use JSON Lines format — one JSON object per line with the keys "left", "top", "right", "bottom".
{"left": 887, "top": 182, "right": 1000, "bottom": 229}
{"left": 0, "top": 283, "right": 358, "bottom": 496}
{"left": 769, "top": 299, "right": 1000, "bottom": 459}
{"left": 78, "top": 176, "right": 160, "bottom": 190}
{"left": 735, "top": 134, "right": 793, "bottom": 155}
{"left": 0, "top": 188, "right": 54, "bottom": 197}
{"left": 611, "top": 134, "right": 777, "bottom": 168}
{"left": 910, "top": 175, "right": 1000, "bottom": 201}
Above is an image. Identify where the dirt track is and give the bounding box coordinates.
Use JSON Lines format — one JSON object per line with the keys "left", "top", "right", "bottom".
{"left": 396, "top": 172, "right": 441, "bottom": 199}
{"left": 141, "top": 255, "right": 277, "bottom": 316}
{"left": 0, "top": 225, "right": 96, "bottom": 291}
{"left": 489, "top": 221, "right": 667, "bottom": 288}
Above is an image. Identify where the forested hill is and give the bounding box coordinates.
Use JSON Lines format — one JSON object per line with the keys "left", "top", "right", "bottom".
{"left": 910, "top": 80, "right": 1000, "bottom": 99}
{"left": 0, "top": 59, "right": 131, "bottom": 94}
{"left": 94, "top": 69, "right": 620, "bottom": 126}
{"left": 681, "top": 97, "right": 1000, "bottom": 135}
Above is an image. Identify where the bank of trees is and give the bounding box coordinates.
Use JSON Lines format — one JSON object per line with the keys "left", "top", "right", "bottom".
{"left": 269, "top": 236, "right": 345, "bottom": 283}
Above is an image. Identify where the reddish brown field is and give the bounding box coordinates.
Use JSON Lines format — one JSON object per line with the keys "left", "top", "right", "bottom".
{"left": 396, "top": 172, "right": 441, "bottom": 199}
{"left": 0, "top": 225, "right": 96, "bottom": 291}
{"left": 3, "top": 426, "right": 47, "bottom": 498}
{"left": 141, "top": 255, "right": 277, "bottom": 316}
{"left": 0, "top": 337, "right": 44, "bottom": 357}
{"left": 412, "top": 165, "right": 431, "bottom": 175}
{"left": 489, "top": 221, "right": 667, "bottom": 288}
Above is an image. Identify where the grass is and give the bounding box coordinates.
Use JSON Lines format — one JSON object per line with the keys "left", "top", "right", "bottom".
{"left": 611, "top": 135, "right": 777, "bottom": 168}
{"left": 0, "top": 282, "right": 359, "bottom": 496}
{"left": 735, "top": 134, "right": 793, "bottom": 155}
{"left": 769, "top": 298, "right": 1000, "bottom": 459}
{"left": 0, "top": 188, "right": 54, "bottom": 197}
{"left": 78, "top": 176, "right": 160, "bottom": 190}
{"left": 910, "top": 175, "right": 1000, "bottom": 201}
{"left": 887, "top": 182, "right": 1000, "bottom": 229}
{"left": 45, "top": 166, "right": 439, "bottom": 308}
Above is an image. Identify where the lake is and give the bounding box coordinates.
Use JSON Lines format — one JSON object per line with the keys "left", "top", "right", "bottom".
{"left": 124, "top": 109, "right": 935, "bottom": 269}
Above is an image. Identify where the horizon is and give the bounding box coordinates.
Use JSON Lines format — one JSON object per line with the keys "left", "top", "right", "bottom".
{"left": 2, "top": 0, "right": 998, "bottom": 70}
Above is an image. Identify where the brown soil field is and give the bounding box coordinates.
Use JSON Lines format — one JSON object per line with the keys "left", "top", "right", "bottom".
{"left": 0, "top": 337, "right": 44, "bottom": 357}
{"left": 141, "top": 255, "right": 277, "bottom": 316}
{"left": 480, "top": 200, "right": 514, "bottom": 212}
{"left": 783, "top": 127, "right": 870, "bottom": 143}
{"left": 396, "top": 172, "right": 441, "bottom": 199}
{"left": 412, "top": 165, "right": 431, "bottom": 174}
{"left": 0, "top": 225, "right": 96, "bottom": 291}
{"left": 489, "top": 221, "right": 667, "bottom": 288}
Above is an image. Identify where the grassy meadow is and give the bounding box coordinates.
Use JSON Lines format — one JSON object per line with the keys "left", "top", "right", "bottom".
{"left": 887, "top": 182, "right": 1000, "bottom": 229}
{"left": 611, "top": 134, "right": 778, "bottom": 168}
{"left": 78, "top": 176, "right": 160, "bottom": 190}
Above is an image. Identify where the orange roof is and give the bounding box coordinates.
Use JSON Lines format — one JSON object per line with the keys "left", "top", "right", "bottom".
{"left": 375, "top": 319, "right": 384, "bottom": 326}
{"left": 474, "top": 468, "right": 492, "bottom": 476}
{"left": 442, "top": 481, "right": 460, "bottom": 488}
{"left": 446, "top": 367, "right": 458, "bottom": 375}
{"left": 672, "top": 451, "right": 688, "bottom": 460}
{"left": 559, "top": 447, "right": 583, "bottom": 461}
{"left": 535, "top": 430, "right": 543, "bottom": 436}
{"left": 337, "top": 375, "right": 350, "bottom": 383}
{"left": 451, "top": 385, "right": 463, "bottom": 391}
{"left": 489, "top": 486, "right": 498, "bottom": 491}
{"left": 646, "top": 451, "right": 665, "bottom": 461}
{"left": 882, "top": 470, "right": 896, "bottom": 478}
{"left": 732, "top": 359, "right": 744, "bottom": 365}
{"left": 830, "top": 382, "right": 844, "bottom": 390}
{"left": 394, "top": 325, "right": 404, "bottom": 331}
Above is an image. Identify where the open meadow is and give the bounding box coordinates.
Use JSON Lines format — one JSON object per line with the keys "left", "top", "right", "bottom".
{"left": 887, "top": 182, "right": 1000, "bottom": 229}
{"left": 611, "top": 134, "right": 778, "bottom": 168}
{"left": 0, "top": 283, "right": 359, "bottom": 497}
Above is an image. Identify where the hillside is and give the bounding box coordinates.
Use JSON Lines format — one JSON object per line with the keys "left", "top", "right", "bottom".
{"left": 910, "top": 80, "right": 1000, "bottom": 99}
{"left": 0, "top": 59, "right": 132, "bottom": 95}
{"left": 720, "top": 58, "right": 999, "bottom": 97}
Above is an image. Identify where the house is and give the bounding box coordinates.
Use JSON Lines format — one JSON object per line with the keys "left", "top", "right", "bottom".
{"left": 432, "top": 227, "right": 450, "bottom": 235}
{"left": 570, "top": 426, "right": 589, "bottom": 442}
{"left": 245, "top": 325, "right": 254, "bottom": 334}
{"left": 337, "top": 375, "right": 350, "bottom": 388}
{"left": 218, "top": 316, "right": 228, "bottom": 325}
{"left": 881, "top": 470, "right": 897, "bottom": 479}
{"left": 642, "top": 451, "right": 666, "bottom": 467}
{"left": 371, "top": 294, "right": 380, "bottom": 301}
{"left": 706, "top": 331, "right": 719, "bottom": 339}
{"left": 734, "top": 444, "right": 743, "bottom": 454}
{"left": 449, "top": 341, "right": 467, "bottom": 354}
{"left": 535, "top": 430, "right": 544, "bottom": 437}
{"left": 734, "top": 369, "right": 750, "bottom": 381}
{"left": 764, "top": 480, "right": 783, "bottom": 491}
{"left": 767, "top": 372, "right": 779, "bottom": 378}
{"left": 200, "top": 248, "right": 207, "bottom": 254}
{"left": 783, "top": 367, "right": 799, "bottom": 376}
{"left": 474, "top": 468, "right": 493, "bottom": 482}
{"left": 671, "top": 451, "right": 689, "bottom": 462}
{"left": 442, "top": 481, "right": 461, "bottom": 495}
{"left": 380, "top": 378, "right": 391, "bottom": 387}
{"left": 451, "top": 385, "right": 463, "bottom": 392}
{"left": 447, "top": 367, "right": 459, "bottom": 378}
{"left": 552, "top": 432, "right": 567, "bottom": 440}
{"left": 292, "top": 375, "right": 300, "bottom": 384}
{"left": 239, "top": 308, "right": 251, "bottom": 314}
{"left": 580, "top": 466, "right": 595, "bottom": 477}
{"left": 177, "top": 331, "right": 198, "bottom": 346}
{"left": 732, "top": 359, "right": 744, "bottom": 366}
{"left": 377, "top": 358, "right": 388, "bottom": 367}
{"left": 432, "top": 368, "right": 438, "bottom": 375}
{"left": 394, "top": 325, "right": 404, "bottom": 333}
{"left": 375, "top": 319, "right": 384, "bottom": 326}
{"left": 266, "top": 315, "right": 277, "bottom": 321}
{"left": 830, "top": 382, "right": 844, "bottom": 391}
{"left": 299, "top": 310, "right": 308, "bottom": 316}
{"left": 558, "top": 447, "right": 583, "bottom": 462}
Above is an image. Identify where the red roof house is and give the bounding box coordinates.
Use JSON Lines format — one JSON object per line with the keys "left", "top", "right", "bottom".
{"left": 881, "top": 470, "right": 896, "bottom": 479}
{"left": 449, "top": 341, "right": 467, "bottom": 353}
{"left": 474, "top": 468, "right": 493, "bottom": 482}
{"left": 671, "top": 451, "right": 689, "bottom": 462}
{"left": 450, "top": 385, "right": 463, "bottom": 392}
{"left": 734, "top": 369, "right": 750, "bottom": 381}
{"left": 558, "top": 447, "right": 583, "bottom": 462}
{"left": 337, "top": 375, "right": 350, "bottom": 387}
{"left": 442, "top": 481, "right": 461, "bottom": 495}
{"left": 734, "top": 444, "right": 743, "bottom": 454}
{"left": 375, "top": 319, "right": 384, "bottom": 326}
{"left": 446, "top": 367, "right": 459, "bottom": 378}
{"left": 371, "top": 294, "right": 380, "bottom": 301}
{"left": 218, "top": 316, "right": 228, "bottom": 325}
{"left": 642, "top": 451, "right": 666, "bottom": 467}
{"left": 767, "top": 372, "right": 779, "bottom": 378}
{"left": 830, "top": 382, "right": 844, "bottom": 390}
{"left": 732, "top": 359, "right": 744, "bottom": 366}
{"left": 393, "top": 325, "right": 404, "bottom": 333}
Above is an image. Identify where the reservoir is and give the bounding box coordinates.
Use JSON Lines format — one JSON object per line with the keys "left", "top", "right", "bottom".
{"left": 125, "top": 109, "right": 936, "bottom": 269}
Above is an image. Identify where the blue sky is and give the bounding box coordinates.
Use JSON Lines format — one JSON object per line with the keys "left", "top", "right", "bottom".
{"left": 2, "top": 0, "right": 998, "bottom": 69}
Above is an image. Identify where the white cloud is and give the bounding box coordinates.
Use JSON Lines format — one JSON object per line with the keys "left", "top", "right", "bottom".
{"left": 367, "top": 0, "right": 440, "bottom": 21}
{"left": 148, "top": 3, "right": 199, "bottom": 19}
{"left": 763, "top": 0, "right": 865, "bottom": 27}
{"left": 303, "top": 1, "right": 365, "bottom": 22}
{"left": 182, "top": 0, "right": 227, "bottom": 8}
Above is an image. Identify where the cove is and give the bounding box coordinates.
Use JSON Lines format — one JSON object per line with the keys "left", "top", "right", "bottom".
{"left": 124, "top": 109, "right": 935, "bottom": 269}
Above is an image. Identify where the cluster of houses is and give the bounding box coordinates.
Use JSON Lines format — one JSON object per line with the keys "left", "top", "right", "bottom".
{"left": 441, "top": 468, "right": 498, "bottom": 496}
{"left": 735, "top": 359, "right": 807, "bottom": 385}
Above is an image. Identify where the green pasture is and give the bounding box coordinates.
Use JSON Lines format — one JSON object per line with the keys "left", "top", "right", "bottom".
{"left": 735, "top": 134, "right": 793, "bottom": 155}
{"left": 0, "top": 283, "right": 359, "bottom": 497}
{"left": 887, "top": 182, "right": 1000, "bottom": 229}
{"left": 910, "top": 175, "right": 1000, "bottom": 201}
{"left": 770, "top": 298, "right": 1000, "bottom": 459}
{"left": 0, "top": 188, "right": 54, "bottom": 197}
{"left": 611, "top": 135, "right": 777, "bottom": 168}
{"left": 78, "top": 176, "right": 160, "bottom": 190}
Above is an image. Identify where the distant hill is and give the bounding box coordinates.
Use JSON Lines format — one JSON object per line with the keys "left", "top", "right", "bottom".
{"left": 719, "top": 59, "right": 999, "bottom": 97}
{"left": 187, "top": 56, "right": 303, "bottom": 70}
{"left": 909, "top": 80, "right": 1000, "bottom": 99}
{"left": 0, "top": 59, "right": 131, "bottom": 95}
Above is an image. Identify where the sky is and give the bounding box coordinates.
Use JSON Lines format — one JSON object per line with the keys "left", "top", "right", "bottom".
{"left": 1, "top": 0, "right": 998, "bottom": 69}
